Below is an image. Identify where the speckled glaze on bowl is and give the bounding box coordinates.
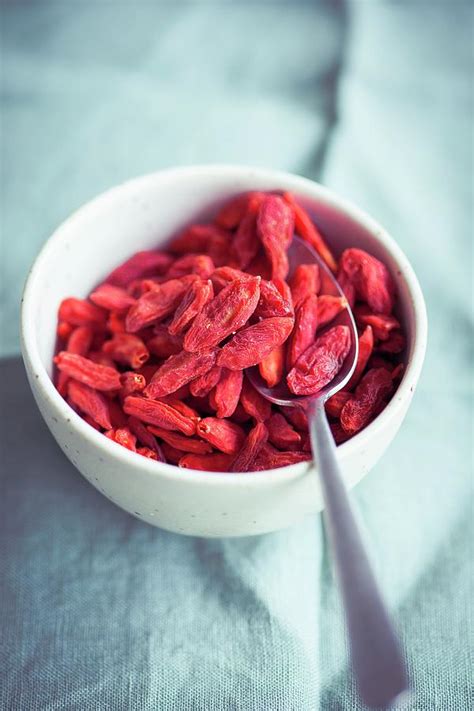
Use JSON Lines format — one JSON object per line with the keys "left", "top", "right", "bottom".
{"left": 20, "top": 165, "right": 427, "bottom": 537}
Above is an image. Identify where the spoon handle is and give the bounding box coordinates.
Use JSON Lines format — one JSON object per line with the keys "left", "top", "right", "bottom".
{"left": 308, "top": 399, "right": 409, "bottom": 709}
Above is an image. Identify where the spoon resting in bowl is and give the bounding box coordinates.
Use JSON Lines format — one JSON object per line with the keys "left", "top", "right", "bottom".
{"left": 247, "top": 235, "right": 409, "bottom": 709}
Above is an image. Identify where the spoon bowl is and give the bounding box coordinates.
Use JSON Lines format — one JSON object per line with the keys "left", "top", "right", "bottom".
{"left": 248, "top": 235, "right": 359, "bottom": 408}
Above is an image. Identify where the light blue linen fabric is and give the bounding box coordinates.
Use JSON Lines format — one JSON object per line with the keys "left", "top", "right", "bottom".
{"left": 1, "top": 2, "right": 472, "bottom": 709}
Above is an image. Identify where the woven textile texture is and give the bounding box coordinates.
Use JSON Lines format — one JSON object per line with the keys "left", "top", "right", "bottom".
{"left": 1, "top": 1, "right": 472, "bottom": 709}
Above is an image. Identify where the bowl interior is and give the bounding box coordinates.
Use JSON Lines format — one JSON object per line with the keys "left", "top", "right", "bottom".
{"left": 24, "top": 166, "right": 417, "bottom": 389}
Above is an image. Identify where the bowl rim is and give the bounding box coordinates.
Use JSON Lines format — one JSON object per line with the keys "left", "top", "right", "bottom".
{"left": 20, "top": 164, "right": 428, "bottom": 487}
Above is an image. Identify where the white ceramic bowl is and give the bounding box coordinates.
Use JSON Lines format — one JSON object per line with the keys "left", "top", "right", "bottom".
{"left": 21, "top": 165, "right": 427, "bottom": 537}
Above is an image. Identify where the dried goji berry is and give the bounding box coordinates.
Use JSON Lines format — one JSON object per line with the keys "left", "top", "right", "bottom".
{"left": 258, "top": 344, "right": 285, "bottom": 388}
{"left": 257, "top": 195, "right": 294, "bottom": 280}
{"left": 90, "top": 284, "right": 136, "bottom": 311}
{"left": 346, "top": 325, "right": 374, "bottom": 391}
{"left": 325, "top": 390, "right": 351, "bottom": 419}
{"left": 67, "top": 379, "right": 112, "bottom": 430}
{"left": 105, "top": 427, "right": 137, "bottom": 452}
{"left": 167, "top": 254, "right": 215, "bottom": 280}
{"left": 168, "top": 278, "right": 214, "bottom": 336}
{"left": 284, "top": 406, "right": 308, "bottom": 432}
{"left": 123, "top": 396, "right": 196, "bottom": 435}
{"left": 57, "top": 321, "right": 74, "bottom": 341}
{"left": 133, "top": 364, "right": 158, "bottom": 384}
{"left": 340, "top": 248, "right": 395, "bottom": 315}
{"left": 108, "top": 399, "right": 129, "bottom": 428}
{"left": 162, "top": 397, "right": 200, "bottom": 424}
{"left": 56, "top": 325, "right": 94, "bottom": 395}
{"left": 273, "top": 278, "right": 293, "bottom": 310}
{"left": 128, "top": 415, "right": 162, "bottom": 456}
{"left": 147, "top": 326, "right": 183, "bottom": 357}
{"left": 391, "top": 363, "right": 404, "bottom": 382}
{"left": 87, "top": 350, "right": 116, "bottom": 369}
{"left": 172, "top": 383, "right": 192, "bottom": 400}
{"left": 83, "top": 415, "right": 101, "bottom": 431}
{"left": 283, "top": 192, "right": 337, "bottom": 272}
{"left": 103, "top": 250, "right": 173, "bottom": 287}
{"left": 106, "top": 311, "right": 126, "bottom": 334}
{"left": 378, "top": 331, "right": 406, "bottom": 354}
{"left": 231, "top": 422, "right": 268, "bottom": 472}
{"left": 188, "top": 394, "right": 216, "bottom": 417}
{"left": 91, "top": 331, "right": 108, "bottom": 352}
{"left": 286, "top": 294, "right": 319, "bottom": 369}
{"left": 125, "top": 279, "right": 189, "bottom": 332}
{"left": 215, "top": 191, "right": 265, "bottom": 230}
{"left": 246, "top": 250, "right": 272, "bottom": 280}
{"left": 217, "top": 316, "right": 294, "bottom": 370}
{"left": 162, "top": 442, "right": 184, "bottom": 465}
{"left": 145, "top": 349, "right": 217, "bottom": 399}
{"left": 128, "top": 277, "right": 162, "bottom": 297}
{"left": 210, "top": 266, "right": 252, "bottom": 293}
{"left": 318, "top": 269, "right": 338, "bottom": 298}
{"left": 232, "top": 194, "right": 264, "bottom": 269}
{"left": 147, "top": 426, "right": 213, "bottom": 454}
{"left": 255, "top": 279, "right": 293, "bottom": 319}
{"left": 353, "top": 305, "right": 400, "bottom": 341}
{"left": 316, "top": 295, "right": 347, "bottom": 329}
{"left": 330, "top": 422, "right": 350, "bottom": 445}
{"left": 336, "top": 268, "right": 356, "bottom": 309}
{"left": 168, "top": 224, "right": 230, "bottom": 263}
{"left": 179, "top": 452, "right": 234, "bottom": 472}
{"left": 58, "top": 298, "right": 107, "bottom": 328}
{"left": 120, "top": 371, "right": 146, "bottom": 396}
{"left": 228, "top": 404, "right": 251, "bottom": 426}
{"left": 266, "top": 413, "right": 301, "bottom": 450}
{"left": 102, "top": 333, "right": 149, "bottom": 369}
{"left": 212, "top": 368, "right": 243, "bottom": 418}
{"left": 137, "top": 447, "right": 158, "bottom": 460}
{"left": 287, "top": 325, "right": 351, "bottom": 396}
{"left": 196, "top": 418, "right": 245, "bottom": 454}
{"left": 239, "top": 378, "right": 272, "bottom": 422}
{"left": 55, "top": 352, "right": 121, "bottom": 391}
{"left": 253, "top": 444, "right": 311, "bottom": 470}
{"left": 184, "top": 276, "right": 261, "bottom": 352}
{"left": 289, "top": 264, "right": 321, "bottom": 309}
{"left": 207, "top": 391, "right": 219, "bottom": 411}
{"left": 368, "top": 355, "right": 393, "bottom": 371}
{"left": 189, "top": 365, "right": 223, "bottom": 398}
{"left": 340, "top": 367, "right": 394, "bottom": 435}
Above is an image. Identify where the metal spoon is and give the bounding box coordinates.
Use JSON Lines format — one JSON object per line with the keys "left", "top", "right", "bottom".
{"left": 248, "top": 236, "right": 409, "bottom": 709}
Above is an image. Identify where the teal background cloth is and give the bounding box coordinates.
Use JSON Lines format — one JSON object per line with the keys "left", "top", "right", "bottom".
{"left": 1, "top": 1, "right": 472, "bottom": 709}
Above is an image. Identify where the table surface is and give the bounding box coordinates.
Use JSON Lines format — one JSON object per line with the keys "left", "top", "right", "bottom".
{"left": 1, "top": 2, "right": 472, "bottom": 709}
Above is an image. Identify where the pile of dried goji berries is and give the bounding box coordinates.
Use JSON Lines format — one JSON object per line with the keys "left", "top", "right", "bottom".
{"left": 54, "top": 191, "right": 405, "bottom": 472}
